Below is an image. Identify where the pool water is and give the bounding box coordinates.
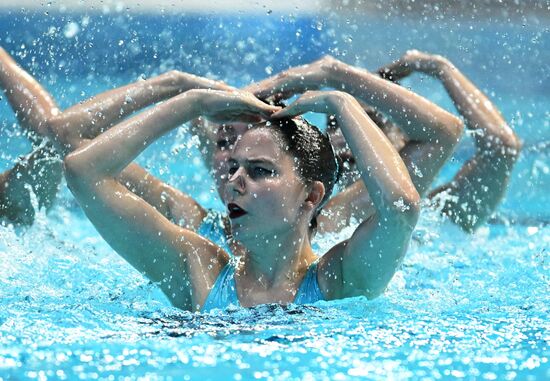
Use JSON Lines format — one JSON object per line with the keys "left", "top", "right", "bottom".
{"left": 1, "top": 8, "right": 549, "bottom": 380}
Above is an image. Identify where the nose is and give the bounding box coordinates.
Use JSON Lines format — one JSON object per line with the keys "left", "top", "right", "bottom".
{"left": 227, "top": 167, "right": 246, "bottom": 195}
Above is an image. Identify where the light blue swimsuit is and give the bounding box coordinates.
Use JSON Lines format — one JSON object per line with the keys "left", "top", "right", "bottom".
{"left": 202, "top": 260, "right": 325, "bottom": 312}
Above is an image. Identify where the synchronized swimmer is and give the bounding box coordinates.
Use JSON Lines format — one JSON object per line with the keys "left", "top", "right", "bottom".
{"left": 0, "top": 47, "right": 520, "bottom": 311}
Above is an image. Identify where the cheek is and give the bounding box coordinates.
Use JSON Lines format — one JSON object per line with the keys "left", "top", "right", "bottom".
{"left": 256, "top": 180, "right": 305, "bottom": 214}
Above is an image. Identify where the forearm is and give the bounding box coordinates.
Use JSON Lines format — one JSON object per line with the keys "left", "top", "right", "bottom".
{"left": 327, "top": 60, "right": 462, "bottom": 143}
{"left": 65, "top": 91, "right": 199, "bottom": 180}
{"left": 437, "top": 60, "right": 520, "bottom": 151}
{"left": 0, "top": 47, "right": 59, "bottom": 137}
{"left": 54, "top": 71, "right": 223, "bottom": 154}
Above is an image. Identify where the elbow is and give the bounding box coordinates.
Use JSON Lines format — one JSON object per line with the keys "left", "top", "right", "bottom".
{"left": 501, "top": 129, "right": 522, "bottom": 162}
{"left": 450, "top": 116, "right": 465, "bottom": 142}
{"left": 439, "top": 115, "right": 465, "bottom": 149}
{"left": 483, "top": 124, "right": 522, "bottom": 165}
{"left": 405, "top": 195, "right": 421, "bottom": 227}
{"left": 63, "top": 150, "right": 94, "bottom": 192}
{"left": 390, "top": 190, "right": 421, "bottom": 229}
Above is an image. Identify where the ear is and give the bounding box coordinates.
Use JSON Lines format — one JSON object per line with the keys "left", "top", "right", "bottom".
{"left": 305, "top": 181, "right": 326, "bottom": 210}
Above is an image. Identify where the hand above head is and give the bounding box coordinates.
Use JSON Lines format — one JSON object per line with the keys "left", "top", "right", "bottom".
{"left": 244, "top": 55, "right": 342, "bottom": 102}
{"left": 192, "top": 89, "right": 281, "bottom": 123}
{"left": 378, "top": 50, "right": 450, "bottom": 82}
{"left": 271, "top": 90, "right": 356, "bottom": 119}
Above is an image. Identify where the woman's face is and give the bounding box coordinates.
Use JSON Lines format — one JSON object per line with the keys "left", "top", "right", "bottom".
{"left": 223, "top": 128, "right": 310, "bottom": 241}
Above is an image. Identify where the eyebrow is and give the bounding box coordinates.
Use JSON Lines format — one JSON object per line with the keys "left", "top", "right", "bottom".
{"left": 228, "top": 157, "right": 276, "bottom": 166}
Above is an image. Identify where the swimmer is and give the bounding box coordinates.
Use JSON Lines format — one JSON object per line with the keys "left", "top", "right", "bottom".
{"left": 62, "top": 86, "right": 430, "bottom": 311}
{"left": 0, "top": 48, "right": 458, "bottom": 310}
{"left": 248, "top": 51, "right": 521, "bottom": 232}
{"left": 0, "top": 47, "right": 458, "bottom": 250}
{"left": 0, "top": 46, "right": 231, "bottom": 227}
{"left": 379, "top": 50, "right": 521, "bottom": 231}
{"left": 0, "top": 47, "right": 62, "bottom": 225}
{"left": 2, "top": 48, "right": 514, "bottom": 238}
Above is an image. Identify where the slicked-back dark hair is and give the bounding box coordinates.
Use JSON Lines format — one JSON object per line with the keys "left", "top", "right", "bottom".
{"left": 254, "top": 116, "right": 339, "bottom": 231}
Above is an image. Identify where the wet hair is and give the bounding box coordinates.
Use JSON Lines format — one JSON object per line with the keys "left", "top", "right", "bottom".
{"left": 254, "top": 116, "right": 340, "bottom": 232}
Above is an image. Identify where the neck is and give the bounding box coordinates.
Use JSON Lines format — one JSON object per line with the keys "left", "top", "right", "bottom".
{"left": 236, "top": 224, "right": 316, "bottom": 290}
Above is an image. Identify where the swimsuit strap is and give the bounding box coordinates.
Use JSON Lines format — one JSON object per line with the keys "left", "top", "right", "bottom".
{"left": 201, "top": 261, "right": 239, "bottom": 312}
{"left": 293, "top": 260, "right": 325, "bottom": 304}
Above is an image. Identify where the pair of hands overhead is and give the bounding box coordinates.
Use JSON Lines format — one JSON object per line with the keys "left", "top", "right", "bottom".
{"left": 198, "top": 50, "right": 445, "bottom": 125}
{"left": 193, "top": 88, "right": 345, "bottom": 124}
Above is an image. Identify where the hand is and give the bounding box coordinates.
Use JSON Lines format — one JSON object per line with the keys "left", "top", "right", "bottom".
{"left": 191, "top": 89, "right": 281, "bottom": 123}
{"left": 378, "top": 50, "right": 450, "bottom": 82}
{"left": 244, "top": 55, "right": 341, "bottom": 102}
{"left": 271, "top": 90, "right": 356, "bottom": 119}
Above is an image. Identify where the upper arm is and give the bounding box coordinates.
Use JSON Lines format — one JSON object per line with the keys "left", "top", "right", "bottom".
{"left": 319, "top": 206, "right": 418, "bottom": 301}
{"left": 428, "top": 146, "right": 520, "bottom": 232}
{"left": 65, "top": 161, "right": 227, "bottom": 311}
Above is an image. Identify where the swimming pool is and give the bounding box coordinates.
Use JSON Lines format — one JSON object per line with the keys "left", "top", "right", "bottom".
{"left": 0, "top": 4, "right": 548, "bottom": 380}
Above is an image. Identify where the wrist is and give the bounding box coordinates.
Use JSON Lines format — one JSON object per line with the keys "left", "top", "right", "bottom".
{"left": 434, "top": 56, "right": 454, "bottom": 80}
{"left": 181, "top": 89, "right": 207, "bottom": 119}
{"left": 322, "top": 56, "right": 347, "bottom": 88}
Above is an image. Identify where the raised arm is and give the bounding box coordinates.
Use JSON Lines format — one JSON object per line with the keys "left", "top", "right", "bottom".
{"left": 273, "top": 91, "right": 420, "bottom": 300}
{"left": 46, "top": 70, "right": 233, "bottom": 230}
{"left": 0, "top": 47, "right": 62, "bottom": 224}
{"left": 1, "top": 46, "right": 229, "bottom": 229}
{"left": 248, "top": 56, "right": 463, "bottom": 233}
{"left": 64, "top": 89, "right": 278, "bottom": 310}
{"left": 49, "top": 70, "right": 231, "bottom": 153}
{"left": 0, "top": 47, "right": 60, "bottom": 137}
{"left": 379, "top": 50, "right": 522, "bottom": 231}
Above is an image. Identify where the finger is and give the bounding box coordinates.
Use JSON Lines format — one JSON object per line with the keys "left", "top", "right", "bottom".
{"left": 377, "top": 62, "right": 411, "bottom": 82}
{"left": 246, "top": 99, "right": 281, "bottom": 117}
{"left": 271, "top": 105, "right": 301, "bottom": 119}
{"left": 271, "top": 98, "right": 313, "bottom": 119}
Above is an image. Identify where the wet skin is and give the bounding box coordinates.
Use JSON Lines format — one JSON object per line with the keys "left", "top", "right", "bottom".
{"left": 222, "top": 128, "right": 311, "bottom": 244}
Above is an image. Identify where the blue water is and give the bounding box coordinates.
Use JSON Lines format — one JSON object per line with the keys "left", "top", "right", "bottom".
{"left": 0, "top": 9, "right": 549, "bottom": 380}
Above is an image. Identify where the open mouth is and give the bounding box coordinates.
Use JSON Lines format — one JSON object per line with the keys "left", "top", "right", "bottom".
{"left": 227, "top": 203, "right": 247, "bottom": 219}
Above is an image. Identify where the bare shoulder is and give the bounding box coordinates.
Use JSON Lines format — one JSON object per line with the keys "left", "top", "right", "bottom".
{"left": 146, "top": 221, "right": 231, "bottom": 311}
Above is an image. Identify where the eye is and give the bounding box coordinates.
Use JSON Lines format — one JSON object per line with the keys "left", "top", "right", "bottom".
{"left": 252, "top": 167, "right": 274, "bottom": 178}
